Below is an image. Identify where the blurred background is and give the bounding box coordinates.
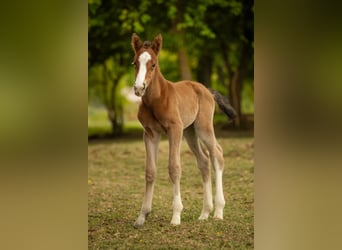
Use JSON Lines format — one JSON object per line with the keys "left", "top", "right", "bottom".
{"left": 2, "top": 0, "right": 342, "bottom": 249}
{"left": 88, "top": 0, "right": 254, "bottom": 138}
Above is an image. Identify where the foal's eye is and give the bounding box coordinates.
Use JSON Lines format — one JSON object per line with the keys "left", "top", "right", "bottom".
{"left": 152, "top": 64, "right": 156, "bottom": 68}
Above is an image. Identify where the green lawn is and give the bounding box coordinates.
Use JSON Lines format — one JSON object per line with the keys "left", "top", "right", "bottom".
{"left": 88, "top": 134, "right": 254, "bottom": 249}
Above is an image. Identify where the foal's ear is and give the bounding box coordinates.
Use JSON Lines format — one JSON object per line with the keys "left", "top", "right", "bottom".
{"left": 131, "top": 33, "right": 142, "bottom": 53}
{"left": 151, "top": 34, "right": 162, "bottom": 55}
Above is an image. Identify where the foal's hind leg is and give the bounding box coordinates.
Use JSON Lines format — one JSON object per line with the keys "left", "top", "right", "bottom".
{"left": 134, "top": 129, "right": 160, "bottom": 228}
{"left": 211, "top": 142, "right": 225, "bottom": 219}
{"left": 195, "top": 121, "right": 226, "bottom": 220}
{"left": 184, "top": 126, "right": 213, "bottom": 220}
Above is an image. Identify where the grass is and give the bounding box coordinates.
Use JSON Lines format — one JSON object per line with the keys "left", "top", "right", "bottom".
{"left": 88, "top": 134, "right": 254, "bottom": 249}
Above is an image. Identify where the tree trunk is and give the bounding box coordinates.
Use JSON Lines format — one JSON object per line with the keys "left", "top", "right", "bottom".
{"left": 222, "top": 53, "right": 242, "bottom": 128}
{"left": 178, "top": 47, "right": 192, "bottom": 80}
{"left": 107, "top": 103, "right": 123, "bottom": 136}
{"left": 108, "top": 79, "right": 123, "bottom": 136}
{"left": 171, "top": 12, "right": 192, "bottom": 81}
{"left": 217, "top": 65, "right": 230, "bottom": 91}
{"left": 229, "top": 70, "right": 242, "bottom": 128}
{"left": 227, "top": 43, "right": 251, "bottom": 128}
{"left": 196, "top": 51, "right": 213, "bottom": 87}
{"left": 103, "top": 63, "right": 123, "bottom": 136}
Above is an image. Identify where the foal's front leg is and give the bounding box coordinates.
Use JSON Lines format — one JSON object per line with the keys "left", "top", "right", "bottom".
{"left": 167, "top": 125, "right": 183, "bottom": 225}
{"left": 134, "top": 130, "right": 160, "bottom": 228}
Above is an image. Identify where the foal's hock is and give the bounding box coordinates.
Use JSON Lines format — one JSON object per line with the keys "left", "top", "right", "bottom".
{"left": 131, "top": 33, "right": 235, "bottom": 228}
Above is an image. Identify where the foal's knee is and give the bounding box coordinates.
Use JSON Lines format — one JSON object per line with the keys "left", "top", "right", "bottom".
{"left": 168, "top": 164, "right": 181, "bottom": 183}
{"left": 145, "top": 169, "right": 156, "bottom": 183}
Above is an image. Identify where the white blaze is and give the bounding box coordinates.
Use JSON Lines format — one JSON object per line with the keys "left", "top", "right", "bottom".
{"left": 135, "top": 51, "right": 151, "bottom": 89}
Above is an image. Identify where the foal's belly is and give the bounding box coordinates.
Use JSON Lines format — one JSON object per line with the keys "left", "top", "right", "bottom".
{"left": 178, "top": 101, "right": 198, "bottom": 129}
{"left": 181, "top": 113, "right": 197, "bottom": 129}
{"left": 174, "top": 83, "right": 199, "bottom": 129}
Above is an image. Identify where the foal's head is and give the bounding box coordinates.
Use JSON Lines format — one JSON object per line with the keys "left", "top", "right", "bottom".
{"left": 131, "top": 33, "right": 162, "bottom": 97}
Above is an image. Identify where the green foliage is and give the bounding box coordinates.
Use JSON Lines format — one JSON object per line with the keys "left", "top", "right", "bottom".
{"left": 88, "top": 106, "right": 111, "bottom": 137}
{"left": 167, "top": 4, "right": 177, "bottom": 19}
{"left": 88, "top": 0, "right": 254, "bottom": 133}
{"left": 158, "top": 50, "right": 181, "bottom": 82}
{"left": 227, "top": 0, "right": 243, "bottom": 16}
{"left": 242, "top": 81, "right": 254, "bottom": 114}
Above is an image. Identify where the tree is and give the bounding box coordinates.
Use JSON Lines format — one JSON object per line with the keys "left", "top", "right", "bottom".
{"left": 178, "top": 0, "right": 254, "bottom": 127}
{"left": 206, "top": 0, "right": 254, "bottom": 127}
{"left": 153, "top": 0, "right": 254, "bottom": 127}
{"left": 88, "top": 0, "right": 254, "bottom": 135}
{"left": 88, "top": 0, "right": 149, "bottom": 135}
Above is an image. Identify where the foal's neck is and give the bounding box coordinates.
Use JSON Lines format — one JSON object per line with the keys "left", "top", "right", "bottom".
{"left": 142, "top": 66, "right": 168, "bottom": 106}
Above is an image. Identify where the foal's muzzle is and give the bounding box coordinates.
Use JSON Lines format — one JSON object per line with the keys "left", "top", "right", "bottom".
{"left": 134, "top": 83, "right": 146, "bottom": 97}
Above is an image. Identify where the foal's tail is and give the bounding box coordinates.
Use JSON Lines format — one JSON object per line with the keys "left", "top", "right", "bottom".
{"left": 209, "top": 88, "right": 237, "bottom": 120}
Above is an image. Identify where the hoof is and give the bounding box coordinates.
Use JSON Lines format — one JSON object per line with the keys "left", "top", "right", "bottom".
{"left": 213, "top": 215, "right": 223, "bottom": 220}
{"left": 198, "top": 210, "right": 211, "bottom": 220}
{"left": 133, "top": 221, "right": 144, "bottom": 229}
{"left": 214, "top": 209, "right": 223, "bottom": 220}
{"left": 198, "top": 214, "right": 209, "bottom": 220}
{"left": 134, "top": 216, "right": 146, "bottom": 229}
{"left": 170, "top": 215, "right": 181, "bottom": 226}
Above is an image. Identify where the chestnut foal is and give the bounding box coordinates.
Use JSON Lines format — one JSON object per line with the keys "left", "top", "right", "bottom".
{"left": 131, "top": 33, "right": 236, "bottom": 228}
